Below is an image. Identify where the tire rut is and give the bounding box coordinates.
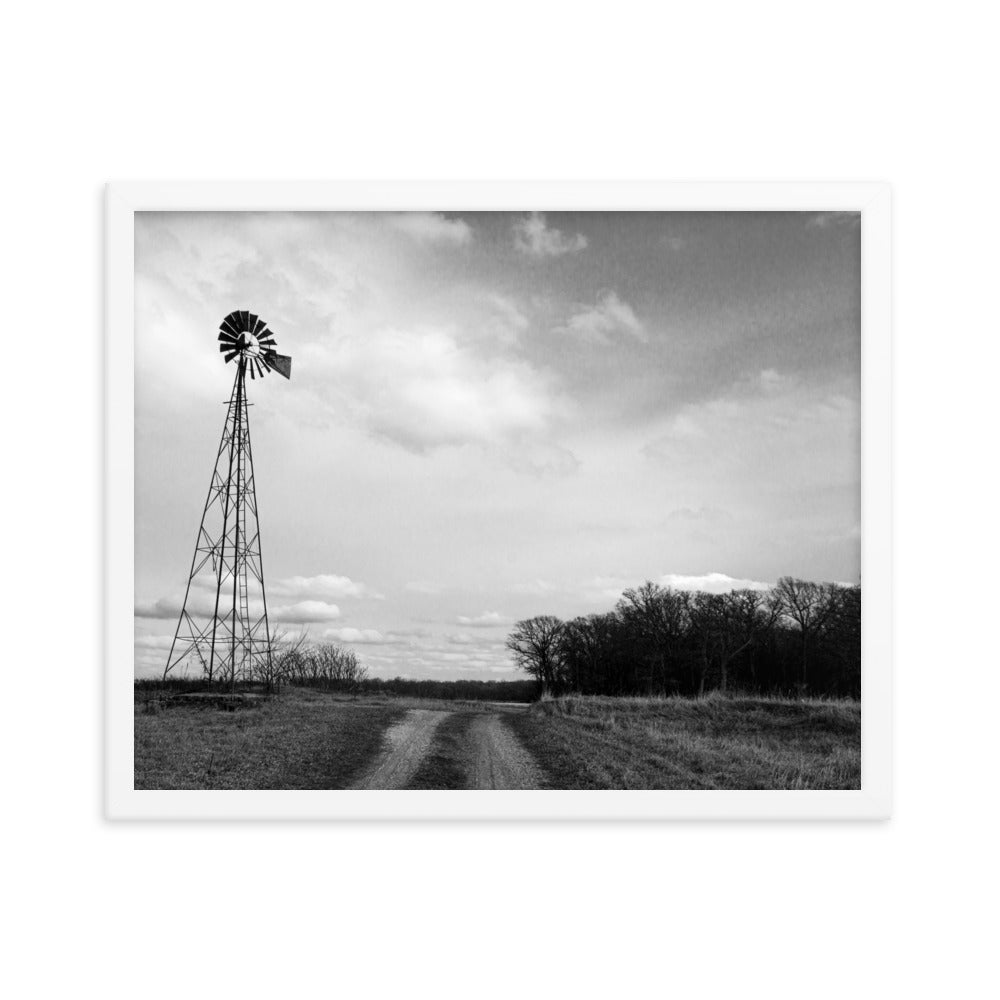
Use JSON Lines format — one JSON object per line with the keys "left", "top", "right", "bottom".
{"left": 353, "top": 709, "right": 449, "bottom": 789}
{"left": 470, "top": 714, "right": 542, "bottom": 789}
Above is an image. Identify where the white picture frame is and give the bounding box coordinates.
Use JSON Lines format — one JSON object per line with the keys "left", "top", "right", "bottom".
{"left": 107, "top": 181, "right": 891, "bottom": 820}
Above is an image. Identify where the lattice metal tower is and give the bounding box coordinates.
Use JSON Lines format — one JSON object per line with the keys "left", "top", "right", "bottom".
{"left": 163, "top": 311, "right": 292, "bottom": 686}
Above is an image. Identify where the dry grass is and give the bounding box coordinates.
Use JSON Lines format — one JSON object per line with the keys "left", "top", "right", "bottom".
{"left": 134, "top": 687, "right": 406, "bottom": 789}
{"left": 405, "top": 711, "right": 478, "bottom": 789}
{"left": 135, "top": 687, "right": 860, "bottom": 791}
{"left": 506, "top": 693, "right": 861, "bottom": 790}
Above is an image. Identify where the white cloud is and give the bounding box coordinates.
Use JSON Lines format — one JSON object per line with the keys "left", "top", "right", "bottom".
{"left": 272, "top": 574, "right": 382, "bottom": 601}
{"left": 136, "top": 578, "right": 362, "bottom": 624}
{"left": 322, "top": 627, "right": 392, "bottom": 644}
{"left": 135, "top": 596, "right": 184, "bottom": 620}
{"left": 133, "top": 634, "right": 174, "bottom": 651}
{"left": 135, "top": 587, "right": 234, "bottom": 620}
{"left": 485, "top": 294, "right": 530, "bottom": 345}
{"left": 383, "top": 628, "right": 430, "bottom": 640}
{"left": 134, "top": 630, "right": 175, "bottom": 678}
{"left": 271, "top": 600, "right": 341, "bottom": 623}
{"left": 385, "top": 212, "right": 472, "bottom": 245}
{"left": 557, "top": 292, "right": 646, "bottom": 345}
{"left": 444, "top": 633, "right": 479, "bottom": 645}
{"left": 657, "top": 572, "right": 771, "bottom": 594}
{"left": 643, "top": 371, "right": 859, "bottom": 499}
{"left": 576, "top": 571, "right": 770, "bottom": 604}
{"left": 312, "top": 325, "right": 564, "bottom": 450}
{"left": 513, "top": 213, "right": 587, "bottom": 257}
{"left": 758, "top": 368, "right": 784, "bottom": 392}
{"left": 666, "top": 506, "right": 729, "bottom": 522}
{"left": 507, "top": 440, "right": 580, "bottom": 477}
{"left": 456, "top": 611, "right": 512, "bottom": 628}
{"left": 580, "top": 576, "right": 634, "bottom": 603}
{"left": 511, "top": 579, "right": 559, "bottom": 596}
{"left": 807, "top": 212, "right": 861, "bottom": 229}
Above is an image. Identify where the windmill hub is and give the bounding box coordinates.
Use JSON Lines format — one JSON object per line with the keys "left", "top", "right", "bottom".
{"left": 237, "top": 331, "right": 259, "bottom": 353}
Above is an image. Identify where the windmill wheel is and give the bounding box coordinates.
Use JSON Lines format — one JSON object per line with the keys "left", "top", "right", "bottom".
{"left": 217, "top": 311, "right": 292, "bottom": 380}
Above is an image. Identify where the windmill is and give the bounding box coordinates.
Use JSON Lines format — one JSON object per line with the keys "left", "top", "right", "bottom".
{"left": 163, "top": 311, "right": 292, "bottom": 689}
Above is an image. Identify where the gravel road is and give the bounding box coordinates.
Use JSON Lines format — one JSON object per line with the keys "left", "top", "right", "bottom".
{"left": 354, "top": 706, "right": 542, "bottom": 790}
{"left": 353, "top": 709, "right": 449, "bottom": 789}
{"left": 469, "top": 713, "right": 542, "bottom": 789}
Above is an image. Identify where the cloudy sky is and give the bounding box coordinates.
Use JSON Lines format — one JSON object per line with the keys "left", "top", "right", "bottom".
{"left": 134, "top": 210, "right": 860, "bottom": 679}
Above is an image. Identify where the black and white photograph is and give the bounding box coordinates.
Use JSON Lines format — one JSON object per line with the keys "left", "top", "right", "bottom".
{"left": 23, "top": 4, "right": 1000, "bottom": 996}
{"left": 125, "top": 202, "right": 876, "bottom": 799}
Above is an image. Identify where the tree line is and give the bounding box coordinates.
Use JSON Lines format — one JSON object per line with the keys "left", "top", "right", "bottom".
{"left": 140, "top": 641, "right": 537, "bottom": 703}
{"left": 260, "top": 642, "right": 536, "bottom": 701}
{"left": 170, "top": 637, "right": 373, "bottom": 692}
{"left": 505, "top": 577, "right": 861, "bottom": 699}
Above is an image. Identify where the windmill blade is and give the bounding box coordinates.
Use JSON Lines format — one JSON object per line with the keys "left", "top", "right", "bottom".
{"left": 268, "top": 353, "right": 292, "bottom": 379}
{"left": 215, "top": 311, "right": 289, "bottom": 379}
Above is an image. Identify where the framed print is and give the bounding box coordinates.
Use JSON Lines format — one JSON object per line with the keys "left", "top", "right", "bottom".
{"left": 106, "top": 181, "right": 891, "bottom": 819}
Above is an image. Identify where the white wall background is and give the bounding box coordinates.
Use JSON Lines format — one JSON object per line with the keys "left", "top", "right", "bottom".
{"left": 3, "top": 2, "right": 997, "bottom": 997}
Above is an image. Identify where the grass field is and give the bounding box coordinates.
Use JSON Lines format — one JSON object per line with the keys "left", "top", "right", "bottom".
{"left": 506, "top": 694, "right": 861, "bottom": 790}
{"left": 134, "top": 686, "right": 861, "bottom": 790}
{"left": 134, "top": 688, "right": 407, "bottom": 789}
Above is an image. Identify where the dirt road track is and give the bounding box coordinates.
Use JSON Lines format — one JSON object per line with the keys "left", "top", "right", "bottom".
{"left": 470, "top": 714, "right": 541, "bottom": 789}
{"left": 353, "top": 709, "right": 448, "bottom": 789}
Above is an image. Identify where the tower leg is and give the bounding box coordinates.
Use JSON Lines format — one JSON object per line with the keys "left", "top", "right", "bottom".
{"left": 230, "top": 360, "right": 244, "bottom": 695}
{"left": 206, "top": 367, "right": 241, "bottom": 687}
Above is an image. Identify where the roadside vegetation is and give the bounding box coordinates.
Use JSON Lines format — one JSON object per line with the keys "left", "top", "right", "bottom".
{"left": 506, "top": 693, "right": 861, "bottom": 789}
{"left": 134, "top": 686, "right": 406, "bottom": 789}
{"left": 135, "top": 685, "right": 860, "bottom": 790}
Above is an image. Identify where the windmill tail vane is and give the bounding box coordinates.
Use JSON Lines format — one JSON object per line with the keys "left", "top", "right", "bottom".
{"left": 163, "top": 312, "right": 292, "bottom": 689}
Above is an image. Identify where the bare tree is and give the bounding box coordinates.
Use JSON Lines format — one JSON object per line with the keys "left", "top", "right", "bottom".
{"left": 559, "top": 615, "right": 608, "bottom": 693}
{"left": 273, "top": 642, "right": 368, "bottom": 689}
{"left": 263, "top": 628, "right": 308, "bottom": 691}
{"left": 711, "top": 589, "right": 777, "bottom": 692}
{"left": 683, "top": 591, "right": 720, "bottom": 696}
{"left": 617, "top": 582, "right": 688, "bottom": 693}
{"left": 506, "top": 616, "right": 565, "bottom": 694}
{"left": 685, "top": 589, "right": 780, "bottom": 695}
{"left": 771, "top": 577, "right": 837, "bottom": 693}
{"left": 820, "top": 583, "right": 862, "bottom": 696}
